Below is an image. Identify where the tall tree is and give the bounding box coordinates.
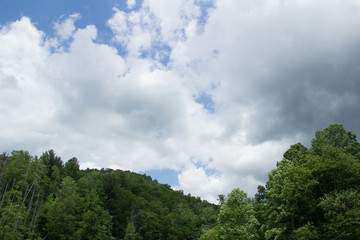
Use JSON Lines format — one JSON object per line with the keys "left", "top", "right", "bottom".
{"left": 217, "top": 188, "right": 259, "bottom": 240}
{"left": 44, "top": 177, "right": 81, "bottom": 240}
{"left": 260, "top": 124, "right": 360, "bottom": 239}
{"left": 311, "top": 124, "right": 360, "bottom": 157}
{"left": 64, "top": 157, "right": 82, "bottom": 181}
{"left": 319, "top": 189, "right": 360, "bottom": 239}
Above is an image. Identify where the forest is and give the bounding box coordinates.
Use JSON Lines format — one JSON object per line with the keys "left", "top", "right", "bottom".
{"left": 1, "top": 124, "right": 359, "bottom": 239}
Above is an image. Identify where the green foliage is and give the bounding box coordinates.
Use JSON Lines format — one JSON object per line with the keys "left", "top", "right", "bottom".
{"left": 283, "top": 142, "right": 308, "bottom": 163}
{"left": 319, "top": 189, "right": 360, "bottom": 239}
{"left": 80, "top": 189, "right": 113, "bottom": 240}
{"left": 259, "top": 124, "right": 360, "bottom": 239}
{"left": 44, "top": 177, "right": 83, "bottom": 240}
{"left": 311, "top": 124, "right": 360, "bottom": 157}
{"left": 64, "top": 157, "right": 82, "bottom": 181}
{"left": 253, "top": 185, "right": 266, "bottom": 240}
{"left": 2, "top": 150, "right": 32, "bottom": 184}
{"left": 218, "top": 188, "right": 259, "bottom": 240}
{"left": 40, "top": 149, "right": 63, "bottom": 177}
{"left": 293, "top": 222, "right": 319, "bottom": 240}
{"left": 198, "top": 226, "right": 220, "bottom": 240}
{"left": 0, "top": 150, "right": 218, "bottom": 239}
{"left": 43, "top": 176, "right": 113, "bottom": 240}
{"left": 0, "top": 203, "right": 27, "bottom": 240}
{"left": 97, "top": 168, "right": 218, "bottom": 240}
{"left": 124, "top": 220, "right": 142, "bottom": 240}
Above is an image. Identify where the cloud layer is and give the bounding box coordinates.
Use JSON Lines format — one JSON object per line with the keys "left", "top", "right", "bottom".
{"left": 2, "top": 0, "right": 360, "bottom": 202}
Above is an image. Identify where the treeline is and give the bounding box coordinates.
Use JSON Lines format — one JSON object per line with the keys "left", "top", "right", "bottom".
{"left": 0, "top": 151, "right": 218, "bottom": 239}
{"left": 200, "top": 124, "right": 360, "bottom": 239}
{"left": 1, "top": 124, "right": 360, "bottom": 239}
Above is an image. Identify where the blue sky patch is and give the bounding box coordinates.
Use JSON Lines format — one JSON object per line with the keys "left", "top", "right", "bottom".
{"left": 193, "top": 159, "right": 221, "bottom": 176}
{"left": 195, "top": 91, "right": 215, "bottom": 113}
{"left": 143, "top": 168, "right": 180, "bottom": 186}
{"left": 1, "top": 0, "right": 113, "bottom": 36}
{"left": 0, "top": 0, "right": 143, "bottom": 45}
{"left": 194, "top": 0, "right": 216, "bottom": 33}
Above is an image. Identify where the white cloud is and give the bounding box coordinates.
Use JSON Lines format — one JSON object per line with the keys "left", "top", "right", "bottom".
{"left": 2, "top": 0, "right": 360, "bottom": 202}
{"left": 127, "top": 0, "right": 136, "bottom": 9}
{"left": 144, "top": 0, "right": 201, "bottom": 42}
{"left": 0, "top": 17, "right": 54, "bottom": 153}
{"left": 178, "top": 165, "right": 223, "bottom": 203}
{"left": 54, "top": 13, "right": 81, "bottom": 41}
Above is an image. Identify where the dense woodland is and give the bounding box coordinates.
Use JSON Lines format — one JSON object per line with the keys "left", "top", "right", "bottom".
{"left": 1, "top": 124, "right": 360, "bottom": 239}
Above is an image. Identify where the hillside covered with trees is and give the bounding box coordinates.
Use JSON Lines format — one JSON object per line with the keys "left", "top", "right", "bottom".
{"left": 0, "top": 151, "right": 218, "bottom": 239}
{"left": 1, "top": 124, "right": 360, "bottom": 239}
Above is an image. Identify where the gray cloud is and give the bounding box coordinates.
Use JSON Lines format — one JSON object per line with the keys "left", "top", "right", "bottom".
{"left": 197, "top": 0, "right": 360, "bottom": 145}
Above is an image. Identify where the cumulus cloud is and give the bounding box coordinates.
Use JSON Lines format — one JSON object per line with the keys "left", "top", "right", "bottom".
{"left": 178, "top": 165, "right": 223, "bottom": 203}
{"left": 127, "top": 0, "right": 137, "bottom": 9}
{"left": 54, "top": 13, "right": 81, "bottom": 41}
{"left": 199, "top": 0, "right": 360, "bottom": 143}
{"left": 0, "top": 17, "right": 53, "bottom": 152}
{"left": 2, "top": 0, "right": 360, "bottom": 202}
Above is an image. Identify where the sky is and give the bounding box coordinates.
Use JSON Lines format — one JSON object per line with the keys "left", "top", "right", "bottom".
{"left": 1, "top": 0, "right": 360, "bottom": 203}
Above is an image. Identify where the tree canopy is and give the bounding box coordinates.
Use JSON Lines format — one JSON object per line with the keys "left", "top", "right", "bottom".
{"left": 0, "top": 150, "right": 218, "bottom": 239}
{"left": 256, "top": 124, "right": 360, "bottom": 239}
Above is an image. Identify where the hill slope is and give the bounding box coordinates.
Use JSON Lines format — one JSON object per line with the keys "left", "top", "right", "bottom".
{"left": 0, "top": 151, "right": 219, "bottom": 239}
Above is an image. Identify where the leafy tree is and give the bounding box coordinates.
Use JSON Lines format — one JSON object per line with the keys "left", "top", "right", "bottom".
{"left": 198, "top": 205, "right": 218, "bottom": 230}
{"left": 124, "top": 220, "right": 142, "bottom": 240}
{"left": 43, "top": 176, "right": 113, "bottom": 240}
{"left": 293, "top": 222, "right": 319, "bottom": 240}
{"left": 311, "top": 124, "right": 360, "bottom": 157}
{"left": 0, "top": 151, "right": 44, "bottom": 240}
{"left": 260, "top": 124, "right": 360, "bottom": 239}
{"left": 309, "top": 145, "right": 360, "bottom": 197}
{"left": 165, "top": 202, "right": 198, "bottom": 239}
{"left": 319, "top": 189, "right": 360, "bottom": 239}
{"left": 80, "top": 189, "right": 113, "bottom": 240}
{"left": 283, "top": 142, "right": 308, "bottom": 163}
{"left": 218, "top": 188, "right": 259, "bottom": 240}
{"left": 0, "top": 203, "right": 27, "bottom": 240}
{"left": 64, "top": 157, "right": 82, "bottom": 181}
{"left": 262, "top": 157, "right": 298, "bottom": 240}
{"left": 133, "top": 209, "right": 161, "bottom": 240}
{"left": 44, "top": 176, "right": 82, "bottom": 240}
{"left": 2, "top": 150, "right": 32, "bottom": 184}
{"left": 40, "top": 150, "right": 63, "bottom": 176}
{"left": 254, "top": 185, "right": 266, "bottom": 240}
{"left": 0, "top": 153, "right": 8, "bottom": 185}
{"left": 198, "top": 226, "right": 220, "bottom": 240}
{"left": 39, "top": 150, "right": 63, "bottom": 196}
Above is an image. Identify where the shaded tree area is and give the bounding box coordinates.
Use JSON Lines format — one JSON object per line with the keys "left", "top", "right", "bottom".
{"left": 255, "top": 124, "right": 360, "bottom": 240}
{"left": 0, "top": 150, "right": 218, "bottom": 239}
